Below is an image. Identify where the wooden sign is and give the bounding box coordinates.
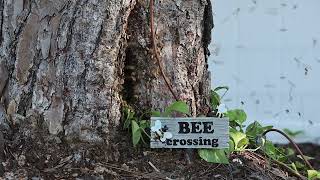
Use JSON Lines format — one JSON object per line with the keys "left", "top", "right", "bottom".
{"left": 150, "top": 117, "right": 229, "bottom": 149}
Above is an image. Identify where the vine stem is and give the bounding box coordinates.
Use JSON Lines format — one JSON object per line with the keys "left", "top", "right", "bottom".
{"left": 262, "top": 128, "right": 314, "bottom": 170}
{"left": 149, "top": 0, "right": 179, "bottom": 102}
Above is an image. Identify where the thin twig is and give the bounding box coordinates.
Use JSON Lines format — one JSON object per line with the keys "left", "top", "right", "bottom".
{"left": 148, "top": 161, "right": 160, "bottom": 172}
{"left": 102, "top": 162, "right": 167, "bottom": 180}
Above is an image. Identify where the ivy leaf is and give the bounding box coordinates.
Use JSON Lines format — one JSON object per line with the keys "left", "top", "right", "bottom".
{"left": 124, "top": 107, "right": 135, "bottom": 120}
{"left": 131, "top": 120, "right": 141, "bottom": 147}
{"left": 294, "top": 161, "right": 306, "bottom": 170}
{"left": 230, "top": 128, "right": 249, "bottom": 151}
{"left": 213, "top": 86, "right": 229, "bottom": 92}
{"left": 139, "top": 120, "right": 150, "bottom": 130}
{"left": 291, "top": 163, "right": 299, "bottom": 174}
{"left": 209, "top": 86, "right": 229, "bottom": 109}
{"left": 246, "top": 121, "right": 273, "bottom": 142}
{"left": 264, "top": 140, "right": 278, "bottom": 160}
{"left": 229, "top": 139, "right": 235, "bottom": 152}
{"left": 164, "top": 101, "right": 190, "bottom": 116}
{"left": 263, "top": 140, "right": 286, "bottom": 161}
{"left": 123, "top": 117, "right": 131, "bottom": 130}
{"left": 276, "top": 148, "right": 288, "bottom": 162}
{"left": 227, "top": 109, "right": 247, "bottom": 127}
{"left": 210, "top": 90, "right": 221, "bottom": 109}
{"left": 307, "top": 170, "right": 320, "bottom": 180}
{"left": 198, "top": 149, "right": 229, "bottom": 164}
{"left": 122, "top": 107, "right": 135, "bottom": 129}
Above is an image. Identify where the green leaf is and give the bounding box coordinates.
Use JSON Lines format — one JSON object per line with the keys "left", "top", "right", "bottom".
{"left": 213, "top": 86, "right": 229, "bottom": 100}
{"left": 164, "top": 101, "right": 190, "bottom": 116}
{"left": 276, "top": 148, "right": 288, "bottom": 162}
{"left": 139, "top": 120, "right": 150, "bottom": 130}
{"left": 198, "top": 149, "right": 229, "bottom": 164}
{"left": 230, "top": 128, "right": 249, "bottom": 151}
{"left": 263, "top": 140, "right": 287, "bottom": 161}
{"left": 264, "top": 140, "right": 277, "bottom": 159}
{"left": 291, "top": 163, "right": 299, "bottom": 174}
{"left": 123, "top": 118, "right": 131, "bottom": 129}
{"left": 122, "top": 107, "right": 135, "bottom": 129}
{"left": 246, "top": 121, "right": 273, "bottom": 142}
{"left": 294, "top": 161, "right": 306, "bottom": 170}
{"left": 209, "top": 86, "right": 229, "bottom": 109}
{"left": 307, "top": 170, "right": 320, "bottom": 180}
{"left": 125, "top": 107, "right": 135, "bottom": 120}
{"left": 283, "top": 128, "right": 304, "bottom": 138}
{"left": 229, "top": 139, "right": 235, "bottom": 152}
{"left": 227, "top": 109, "right": 247, "bottom": 127}
{"left": 210, "top": 90, "right": 221, "bottom": 109}
{"left": 213, "top": 86, "right": 229, "bottom": 92}
{"left": 131, "top": 120, "right": 141, "bottom": 146}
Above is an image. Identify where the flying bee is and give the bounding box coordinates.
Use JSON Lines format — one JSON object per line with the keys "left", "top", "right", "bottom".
{"left": 298, "top": 112, "right": 301, "bottom": 117}
{"left": 151, "top": 120, "right": 173, "bottom": 142}
{"left": 305, "top": 67, "right": 308, "bottom": 75}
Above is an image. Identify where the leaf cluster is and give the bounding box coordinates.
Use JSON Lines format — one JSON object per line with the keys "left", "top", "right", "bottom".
{"left": 198, "top": 86, "right": 318, "bottom": 179}
{"left": 122, "top": 86, "right": 318, "bottom": 179}
{"left": 122, "top": 101, "right": 190, "bottom": 147}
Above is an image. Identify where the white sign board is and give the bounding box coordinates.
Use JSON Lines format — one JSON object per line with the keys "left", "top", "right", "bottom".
{"left": 150, "top": 117, "right": 229, "bottom": 149}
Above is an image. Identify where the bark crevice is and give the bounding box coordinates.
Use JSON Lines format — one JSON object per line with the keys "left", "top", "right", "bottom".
{"left": 0, "top": 0, "right": 213, "bottom": 158}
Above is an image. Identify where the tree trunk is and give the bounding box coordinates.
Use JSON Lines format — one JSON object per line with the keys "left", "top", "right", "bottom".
{"left": 0, "top": 0, "right": 213, "bottom": 158}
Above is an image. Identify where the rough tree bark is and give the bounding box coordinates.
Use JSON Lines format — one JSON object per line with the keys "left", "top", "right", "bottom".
{"left": 0, "top": 0, "right": 213, "bottom": 158}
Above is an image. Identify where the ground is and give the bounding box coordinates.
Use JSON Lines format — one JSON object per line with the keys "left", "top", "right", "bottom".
{"left": 1, "top": 129, "right": 319, "bottom": 180}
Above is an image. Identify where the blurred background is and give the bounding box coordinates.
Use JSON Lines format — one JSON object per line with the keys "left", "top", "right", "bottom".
{"left": 209, "top": 0, "right": 320, "bottom": 144}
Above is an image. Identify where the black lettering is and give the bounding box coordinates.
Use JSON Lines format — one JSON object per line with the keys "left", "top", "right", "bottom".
{"left": 178, "top": 122, "right": 190, "bottom": 134}
{"left": 180, "top": 139, "right": 186, "bottom": 145}
{"left": 199, "top": 137, "right": 203, "bottom": 145}
{"left": 193, "top": 139, "right": 199, "bottom": 145}
{"left": 203, "top": 122, "right": 214, "bottom": 133}
{"left": 191, "top": 122, "right": 202, "bottom": 133}
{"left": 166, "top": 139, "right": 172, "bottom": 145}
{"left": 211, "top": 139, "right": 219, "bottom": 147}
{"left": 204, "top": 139, "right": 211, "bottom": 146}
{"left": 187, "top": 139, "right": 192, "bottom": 145}
{"left": 173, "top": 139, "right": 179, "bottom": 146}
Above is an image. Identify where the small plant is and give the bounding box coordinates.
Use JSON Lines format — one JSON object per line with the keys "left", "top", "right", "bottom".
{"left": 123, "top": 86, "right": 318, "bottom": 178}
{"left": 197, "top": 86, "right": 318, "bottom": 179}
{"left": 198, "top": 86, "right": 251, "bottom": 164}
{"left": 123, "top": 101, "right": 190, "bottom": 147}
{"left": 122, "top": 106, "right": 150, "bottom": 147}
{"left": 210, "top": 86, "right": 229, "bottom": 110}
